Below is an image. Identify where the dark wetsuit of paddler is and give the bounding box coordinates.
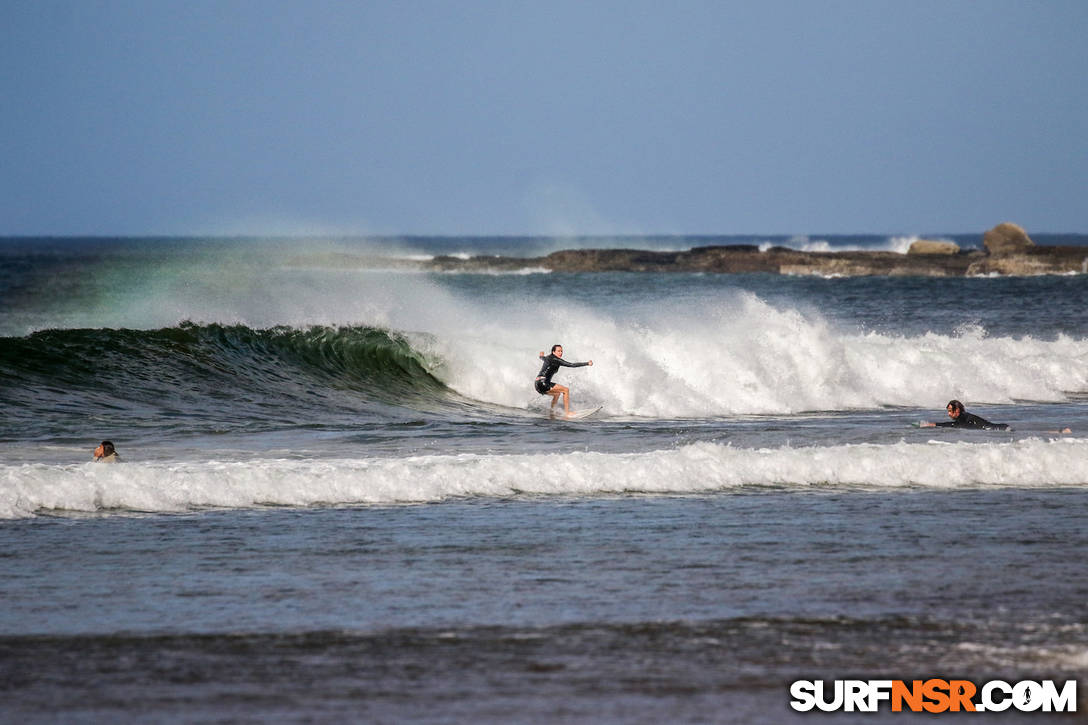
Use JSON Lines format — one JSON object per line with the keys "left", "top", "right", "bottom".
{"left": 931, "top": 400, "right": 1009, "bottom": 430}
{"left": 934, "top": 411, "right": 1009, "bottom": 430}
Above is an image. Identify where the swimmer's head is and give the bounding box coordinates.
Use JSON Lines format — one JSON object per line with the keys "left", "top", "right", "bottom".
{"left": 551, "top": 344, "right": 563, "bottom": 356}
{"left": 946, "top": 400, "right": 965, "bottom": 419}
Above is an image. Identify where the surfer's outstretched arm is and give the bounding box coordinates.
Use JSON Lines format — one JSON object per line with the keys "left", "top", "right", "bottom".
{"left": 554, "top": 358, "right": 592, "bottom": 368}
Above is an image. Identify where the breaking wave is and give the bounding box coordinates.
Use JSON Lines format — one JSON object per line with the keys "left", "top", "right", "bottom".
{"left": 4, "top": 438, "right": 1087, "bottom": 518}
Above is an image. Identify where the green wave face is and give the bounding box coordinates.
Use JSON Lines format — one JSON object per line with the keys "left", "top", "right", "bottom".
{"left": 0, "top": 323, "right": 459, "bottom": 440}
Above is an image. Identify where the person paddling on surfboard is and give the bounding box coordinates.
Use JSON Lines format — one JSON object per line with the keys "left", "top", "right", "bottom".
{"left": 535, "top": 344, "right": 592, "bottom": 417}
{"left": 920, "top": 399, "right": 1010, "bottom": 430}
{"left": 919, "top": 399, "right": 1070, "bottom": 433}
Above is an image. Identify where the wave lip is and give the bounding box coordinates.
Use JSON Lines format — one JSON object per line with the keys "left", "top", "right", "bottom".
{"left": 4, "top": 438, "right": 1086, "bottom": 518}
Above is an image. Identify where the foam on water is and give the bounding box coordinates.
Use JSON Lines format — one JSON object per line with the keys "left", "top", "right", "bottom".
{"left": 757, "top": 235, "right": 927, "bottom": 254}
{"left": 428, "top": 293, "right": 1088, "bottom": 417}
{"left": 4, "top": 438, "right": 1086, "bottom": 518}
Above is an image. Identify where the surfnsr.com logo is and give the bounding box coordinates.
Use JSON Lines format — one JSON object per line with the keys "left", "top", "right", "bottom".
{"left": 790, "top": 679, "right": 1077, "bottom": 713}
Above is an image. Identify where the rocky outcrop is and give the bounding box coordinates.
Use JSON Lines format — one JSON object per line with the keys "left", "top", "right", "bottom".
{"left": 983, "top": 222, "right": 1035, "bottom": 255}
{"left": 419, "top": 223, "right": 1086, "bottom": 277}
{"left": 967, "top": 246, "right": 1088, "bottom": 276}
{"left": 429, "top": 246, "right": 983, "bottom": 276}
{"left": 964, "top": 222, "right": 1086, "bottom": 275}
{"left": 908, "top": 239, "right": 960, "bottom": 255}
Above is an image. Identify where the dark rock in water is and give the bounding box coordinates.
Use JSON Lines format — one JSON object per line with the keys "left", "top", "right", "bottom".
{"left": 416, "top": 223, "right": 1086, "bottom": 277}
{"left": 431, "top": 245, "right": 981, "bottom": 277}
{"left": 983, "top": 222, "right": 1035, "bottom": 255}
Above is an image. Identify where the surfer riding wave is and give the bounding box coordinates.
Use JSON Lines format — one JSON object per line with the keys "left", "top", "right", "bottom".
{"left": 535, "top": 344, "right": 592, "bottom": 417}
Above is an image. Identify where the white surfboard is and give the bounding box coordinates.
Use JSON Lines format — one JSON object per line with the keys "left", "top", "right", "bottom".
{"left": 551, "top": 405, "right": 602, "bottom": 420}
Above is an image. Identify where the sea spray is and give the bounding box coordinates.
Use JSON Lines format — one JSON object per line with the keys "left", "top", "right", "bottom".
{"left": 429, "top": 293, "right": 1088, "bottom": 416}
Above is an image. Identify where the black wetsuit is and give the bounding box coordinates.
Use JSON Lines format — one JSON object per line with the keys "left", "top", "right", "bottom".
{"left": 935, "top": 411, "right": 1009, "bottom": 431}
{"left": 535, "top": 354, "right": 589, "bottom": 394}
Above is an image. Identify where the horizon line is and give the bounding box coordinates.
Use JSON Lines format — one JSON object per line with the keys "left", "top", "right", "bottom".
{"left": 5, "top": 230, "right": 1088, "bottom": 240}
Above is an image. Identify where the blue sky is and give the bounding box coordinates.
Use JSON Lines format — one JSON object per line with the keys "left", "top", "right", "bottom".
{"left": 3, "top": 0, "right": 1086, "bottom": 236}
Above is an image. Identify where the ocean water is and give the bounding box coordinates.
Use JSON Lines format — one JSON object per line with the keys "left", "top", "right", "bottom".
{"left": 1, "top": 235, "right": 1087, "bottom": 722}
